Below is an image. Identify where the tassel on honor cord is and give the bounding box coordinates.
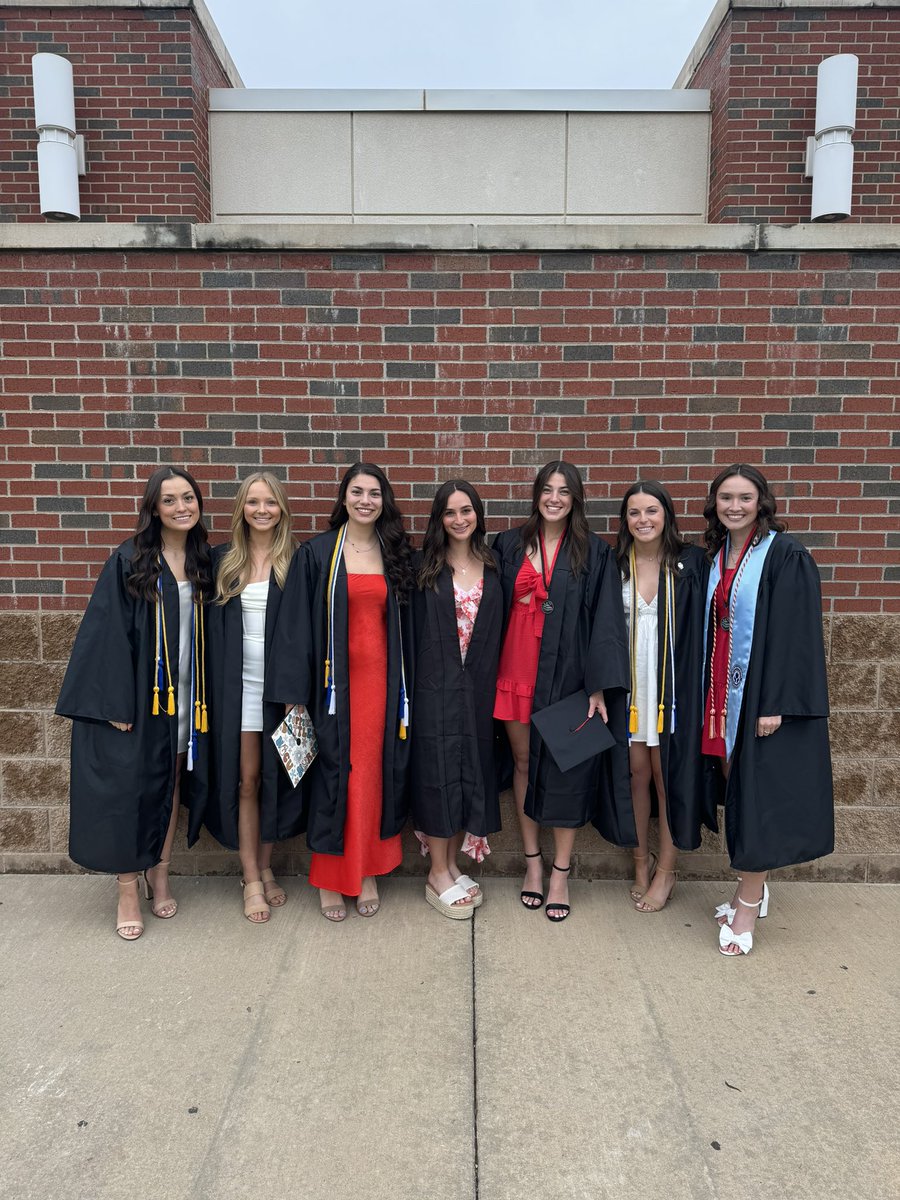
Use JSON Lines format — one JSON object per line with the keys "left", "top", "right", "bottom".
{"left": 186, "top": 592, "right": 207, "bottom": 772}
{"left": 627, "top": 547, "right": 640, "bottom": 739}
{"left": 154, "top": 577, "right": 176, "bottom": 717}
{"left": 656, "top": 566, "right": 676, "bottom": 735}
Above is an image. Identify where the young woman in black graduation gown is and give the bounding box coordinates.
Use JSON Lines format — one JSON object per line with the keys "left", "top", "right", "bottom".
{"left": 206, "top": 471, "right": 303, "bottom": 923}
{"left": 266, "top": 462, "right": 415, "bottom": 921}
{"left": 492, "top": 461, "right": 635, "bottom": 922}
{"left": 412, "top": 480, "right": 503, "bottom": 918}
{"left": 702, "top": 464, "right": 833, "bottom": 957}
{"left": 56, "top": 467, "right": 211, "bottom": 940}
{"left": 616, "top": 481, "right": 710, "bottom": 912}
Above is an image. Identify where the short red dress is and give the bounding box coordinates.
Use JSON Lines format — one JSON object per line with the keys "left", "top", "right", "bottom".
{"left": 493, "top": 553, "right": 556, "bottom": 725}
{"left": 701, "top": 566, "right": 735, "bottom": 759}
{"left": 309, "top": 574, "right": 402, "bottom": 895}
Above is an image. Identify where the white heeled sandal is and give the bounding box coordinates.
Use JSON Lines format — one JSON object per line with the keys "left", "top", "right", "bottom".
{"left": 714, "top": 878, "right": 770, "bottom": 926}
{"left": 718, "top": 884, "right": 769, "bottom": 957}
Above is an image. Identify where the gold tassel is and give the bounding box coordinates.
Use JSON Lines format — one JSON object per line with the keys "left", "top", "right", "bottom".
{"left": 399, "top": 723, "right": 407, "bottom": 741}
{"left": 709, "top": 709, "right": 717, "bottom": 739}
{"left": 167, "top": 685, "right": 175, "bottom": 716}
{"left": 657, "top": 703, "right": 665, "bottom": 735}
{"left": 198, "top": 596, "right": 207, "bottom": 736}
{"left": 194, "top": 699, "right": 201, "bottom": 731}
{"left": 719, "top": 711, "right": 726, "bottom": 739}
{"left": 152, "top": 685, "right": 160, "bottom": 716}
{"left": 629, "top": 704, "right": 638, "bottom": 735}
{"left": 324, "top": 658, "right": 331, "bottom": 689}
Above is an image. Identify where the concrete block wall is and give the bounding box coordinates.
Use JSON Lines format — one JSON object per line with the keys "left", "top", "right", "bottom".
{"left": 0, "top": 2, "right": 234, "bottom": 223}
{"left": 0, "top": 245, "right": 897, "bottom": 879}
{"left": 687, "top": 4, "right": 900, "bottom": 223}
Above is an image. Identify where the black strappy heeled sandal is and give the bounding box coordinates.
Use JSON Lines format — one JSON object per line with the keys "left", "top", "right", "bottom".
{"left": 546, "top": 861, "right": 572, "bottom": 923}
{"left": 520, "top": 850, "right": 544, "bottom": 910}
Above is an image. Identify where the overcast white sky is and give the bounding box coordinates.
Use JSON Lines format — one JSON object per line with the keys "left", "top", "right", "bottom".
{"left": 204, "top": 0, "right": 719, "bottom": 90}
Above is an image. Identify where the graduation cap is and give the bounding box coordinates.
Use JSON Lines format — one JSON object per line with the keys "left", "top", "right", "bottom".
{"left": 531, "top": 690, "right": 616, "bottom": 773}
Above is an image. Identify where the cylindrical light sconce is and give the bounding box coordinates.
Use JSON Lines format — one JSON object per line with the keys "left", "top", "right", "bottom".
{"left": 32, "top": 52, "right": 81, "bottom": 220}
{"left": 809, "top": 53, "right": 858, "bottom": 223}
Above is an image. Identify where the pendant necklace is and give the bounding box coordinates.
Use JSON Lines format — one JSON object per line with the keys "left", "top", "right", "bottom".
{"left": 538, "top": 528, "right": 563, "bottom": 615}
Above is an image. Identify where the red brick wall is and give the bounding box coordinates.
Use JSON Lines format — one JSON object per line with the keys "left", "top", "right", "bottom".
{"left": 0, "top": 247, "right": 898, "bottom": 614}
{"left": 0, "top": 5, "right": 230, "bottom": 222}
{"left": 690, "top": 6, "right": 900, "bottom": 223}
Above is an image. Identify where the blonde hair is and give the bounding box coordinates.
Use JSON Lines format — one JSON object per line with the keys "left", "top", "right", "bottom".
{"left": 215, "top": 472, "right": 296, "bottom": 604}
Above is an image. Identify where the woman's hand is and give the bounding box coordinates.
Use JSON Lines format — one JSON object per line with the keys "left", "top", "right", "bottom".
{"left": 588, "top": 691, "right": 608, "bottom": 723}
{"left": 756, "top": 715, "right": 782, "bottom": 738}
{"left": 109, "top": 721, "right": 133, "bottom": 732}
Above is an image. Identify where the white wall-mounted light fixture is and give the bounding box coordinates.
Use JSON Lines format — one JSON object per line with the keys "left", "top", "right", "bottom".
{"left": 805, "top": 53, "right": 858, "bottom": 222}
{"left": 32, "top": 52, "right": 86, "bottom": 221}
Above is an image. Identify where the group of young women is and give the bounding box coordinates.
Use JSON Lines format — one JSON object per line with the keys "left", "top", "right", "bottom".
{"left": 56, "top": 459, "right": 834, "bottom": 957}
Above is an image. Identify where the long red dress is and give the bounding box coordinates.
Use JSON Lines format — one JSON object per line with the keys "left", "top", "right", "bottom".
{"left": 308, "top": 574, "right": 402, "bottom": 894}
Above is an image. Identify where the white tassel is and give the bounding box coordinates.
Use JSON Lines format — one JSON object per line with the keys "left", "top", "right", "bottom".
{"left": 328, "top": 690, "right": 336, "bottom": 716}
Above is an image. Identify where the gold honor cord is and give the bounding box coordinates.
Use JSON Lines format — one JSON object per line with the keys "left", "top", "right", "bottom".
{"left": 628, "top": 546, "right": 639, "bottom": 736}
{"left": 657, "top": 568, "right": 674, "bottom": 735}
{"left": 193, "top": 596, "right": 208, "bottom": 733}
{"left": 152, "top": 573, "right": 207, "bottom": 735}
{"left": 155, "top": 579, "right": 176, "bottom": 716}
{"left": 628, "top": 547, "right": 675, "bottom": 739}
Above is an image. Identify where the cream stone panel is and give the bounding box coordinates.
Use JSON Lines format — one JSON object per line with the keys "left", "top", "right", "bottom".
{"left": 352, "top": 112, "right": 566, "bottom": 216}
{"left": 567, "top": 113, "right": 710, "bottom": 218}
{"left": 209, "top": 112, "right": 352, "bottom": 219}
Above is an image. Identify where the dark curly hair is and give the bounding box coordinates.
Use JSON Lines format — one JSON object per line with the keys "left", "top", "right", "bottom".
{"left": 329, "top": 462, "right": 415, "bottom": 601}
{"left": 418, "top": 479, "right": 496, "bottom": 591}
{"left": 616, "top": 480, "right": 686, "bottom": 578}
{"left": 128, "top": 466, "right": 211, "bottom": 602}
{"left": 520, "top": 460, "right": 590, "bottom": 578}
{"left": 703, "top": 463, "right": 787, "bottom": 560}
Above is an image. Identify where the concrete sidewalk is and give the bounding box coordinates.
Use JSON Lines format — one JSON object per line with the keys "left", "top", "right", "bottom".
{"left": 1, "top": 876, "right": 897, "bottom": 1200}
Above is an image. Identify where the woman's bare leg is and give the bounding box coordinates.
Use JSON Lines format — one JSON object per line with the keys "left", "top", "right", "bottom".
{"left": 144, "top": 752, "right": 185, "bottom": 917}
{"left": 505, "top": 720, "right": 543, "bottom": 905}
{"left": 237, "top": 732, "right": 269, "bottom": 922}
{"left": 628, "top": 741, "right": 654, "bottom": 896}
{"left": 635, "top": 746, "right": 678, "bottom": 910}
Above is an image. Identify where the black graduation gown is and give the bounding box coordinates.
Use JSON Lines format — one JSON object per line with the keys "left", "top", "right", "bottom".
{"left": 55, "top": 539, "right": 209, "bottom": 873}
{"left": 643, "top": 543, "right": 721, "bottom": 851}
{"left": 203, "top": 545, "right": 306, "bottom": 851}
{"left": 710, "top": 533, "right": 833, "bottom": 871}
{"left": 493, "top": 528, "right": 636, "bottom": 842}
{"left": 411, "top": 561, "right": 503, "bottom": 839}
{"left": 264, "top": 530, "right": 412, "bottom": 855}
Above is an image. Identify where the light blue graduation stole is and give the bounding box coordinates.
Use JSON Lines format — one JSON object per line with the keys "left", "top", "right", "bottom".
{"left": 703, "top": 530, "right": 776, "bottom": 759}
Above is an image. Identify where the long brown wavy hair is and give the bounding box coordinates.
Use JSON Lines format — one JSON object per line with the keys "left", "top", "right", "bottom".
{"left": 418, "top": 479, "right": 496, "bottom": 591}
{"left": 127, "top": 466, "right": 210, "bottom": 602}
{"left": 703, "top": 463, "right": 787, "bottom": 560}
{"left": 215, "top": 471, "right": 296, "bottom": 604}
{"left": 520, "top": 460, "right": 590, "bottom": 578}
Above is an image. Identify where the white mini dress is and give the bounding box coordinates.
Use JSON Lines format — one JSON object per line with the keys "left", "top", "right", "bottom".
{"left": 240, "top": 580, "right": 269, "bottom": 732}
{"left": 622, "top": 578, "right": 659, "bottom": 748}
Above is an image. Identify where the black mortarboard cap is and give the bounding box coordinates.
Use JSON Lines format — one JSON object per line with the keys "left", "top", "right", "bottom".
{"left": 530, "top": 690, "right": 616, "bottom": 773}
